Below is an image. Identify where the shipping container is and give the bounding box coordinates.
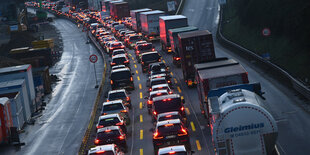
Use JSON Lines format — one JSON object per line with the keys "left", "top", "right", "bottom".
{"left": 9, "top": 48, "right": 53, "bottom": 67}
{"left": 0, "top": 97, "right": 13, "bottom": 144}
{"left": 0, "top": 64, "right": 35, "bottom": 113}
{"left": 0, "top": 92, "right": 24, "bottom": 130}
{"left": 113, "top": 2, "right": 130, "bottom": 20}
{"left": 140, "top": 10, "right": 165, "bottom": 41}
{"left": 159, "top": 15, "right": 188, "bottom": 52}
{"left": 178, "top": 30, "right": 216, "bottom": 86}
{"left": 168, "top": 26, "right": 198, "bottom": 66}
{"left": 0, "top": 79, "right": 32, "bottom": 122}
{"left": 130, "top": 8, "right": 152, "bottom": 32}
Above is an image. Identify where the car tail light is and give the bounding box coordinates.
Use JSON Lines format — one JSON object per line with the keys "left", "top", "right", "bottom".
{"left": 124, "top": 60, "right": 129, "bottom": 63}
{"left": 116, "top": 122, "right": 123, "bottom": 125}
{"left": 166, "top": 115, "right": 172, "bottom": 118}
{"left": 136, "top": 50, "right": 140, "bottom": 54}
{"left": 94, "top": 139, "right": 100, "bottom": 144}
{"left": 147, "top": 100, "right": 152, "bottom": 105}
{"left": 158, "top": 59, "right": 161, "bottom": 62}
{"left": 121, "top": 110, "right": 127, "bottom": 113}
{"left": 181, "top": 106, "right": 184, "bottom": 111}
{"left": 168, "top": 151, "right": 176, "bottom": 154}
{"left": 168, "top": 80, "right": 171, "bottom": 83}
{"left": 152, "top": 48, "right": 155, "bottom": 51}
{"left": 126, "top": 97, "right": 130, "bottom": 101}
{"left": 153, "top": 111, "right": 157, "bottom": 115}
{"left": 130, "top": 77, "right": 133, "bottom": 82}
{"left": 121, "top": 45, "right": 125, "bottom": 48}
{"left": 176, "top": 57, "right": 180, "bottom": 61}
{"left": 96, "top": 150, "right": 105, "bottom": 153}
{"left": 96, "top": 125, "right": 104, "bottom": 129}
{"left": 110, "top": 80, "right": 113, "bottom": 85}
{"left": 178, "top": 128, "right": 188, "bottom": 136}
{"left": 106, "top": 99, "right": 109, "bottom": 102}
{"left": 119, "top": 135, "right": 125, "bottom": 140}
{"left": 109, "top": 47, "right": 114, "bottom": 50}
{"left": 169, "top": 91, "right": 173, "bottom": 94}
{"left": 105, "top": 129, "right": 112, "bottom": 132}
{"left": 149, "top": 88, "right": 152, "bottom": 91}
{"left": 141, "top": 62, "right": 144, "bottom": 65}
{"left": 111, "top": 62, "right": 116, "bottom": 66}
{"left": 153, "top": 132, "right": 163, "bottom": 139}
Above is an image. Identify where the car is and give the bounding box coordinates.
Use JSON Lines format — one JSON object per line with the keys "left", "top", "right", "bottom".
{"left": 157, "top": 145, "right": 193, "bottom": 155}
{"left": 112, "top": 24, "right": 125, "bottom": 34}
{"left": 107, "top": 89, "right": 131, "bottom": 109}
{"left": 110, "top": 68, "right": 134, "bottom": 90}
{"left": 146, "top": 90, "right": 169, "bottom": 113}
{"left": 96, "top": 113, "right": 128, "bottom": 133}
{"left": 149, "top": 74, "right": 172, "bottom": 86}
{"left": 94, "top": 126, "right": 128, "bottom": 152}
{"left": 151, "top": 94, "right": 185, "bottom": 121}
{"left": 140, "top": 51, "right": 161, "bottom": 73}
{"left": 111, "top": 54, "right": 130, "bottom": 67}
{"left": 107, "top": 42, "right": 125, "bottom": 56}
{"left": 112, "top": 65, "right": 127, "bottom": 70}
{"left": 148, "top": 77, "right": 169, "bottom": 89}
{"left": 97, "top": 31, "right": 110, "bottom": 40}
{"left": 135, "top": 43, "right": 155, "bottom": 62}
{"left": 135, "top": 40, "right": 147, "bottom": 48}
{"left": 125, "top": 35, "right": 143, "bottom": 49}
{"left": 153, "top": 119, "right": 190, "bottom": 152}
{"left": 88, "top": 144, "right": 125, "bottom": 155}
{"left": 157, "top": 111, "right": 188, "bottom": 127}
{"left": 150, "top": 84, "right": 173, "bottom": 93}
{"left": 148, "top": 62, "right": 169, "bottom": 75}
{"left": 101, "top": 100, "right": 129, "bottom": 118}
{"left": 112, "top": 49, "right": 127, "bottom": 57}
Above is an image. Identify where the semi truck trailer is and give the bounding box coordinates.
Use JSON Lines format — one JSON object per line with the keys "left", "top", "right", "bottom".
{"left": 140, "top": 10, "right": 165, "bottom": 41}
{"left": 130, "top": 8, "right": 152, "bottom": 32}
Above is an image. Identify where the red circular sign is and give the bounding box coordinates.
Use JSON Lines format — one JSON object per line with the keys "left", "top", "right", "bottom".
{"left": 89, "top": 54, "right": 98, "bottom": 63}
{"left": 262, "top": 28, "right": 271, "bottom": 36}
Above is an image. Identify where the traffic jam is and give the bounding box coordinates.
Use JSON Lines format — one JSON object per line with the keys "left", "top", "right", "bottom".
{"left": 27, "top": 1, "right": 279, "bottom": 155}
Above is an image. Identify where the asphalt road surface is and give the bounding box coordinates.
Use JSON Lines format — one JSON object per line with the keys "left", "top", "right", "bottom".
{"left": 1, "top": 9, "right": 104, "bottom": 155}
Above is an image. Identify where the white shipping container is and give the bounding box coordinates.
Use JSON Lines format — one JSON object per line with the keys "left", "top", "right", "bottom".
{"left": 140, "top": 10, "right": 165, "bottom": 36}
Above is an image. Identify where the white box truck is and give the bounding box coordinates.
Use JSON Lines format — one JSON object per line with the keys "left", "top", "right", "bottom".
{"left": 140, "top": 10, "right": 165, "bottom": 41}
{"left": 130, "top": 8, "right": 152, "bottom": 32}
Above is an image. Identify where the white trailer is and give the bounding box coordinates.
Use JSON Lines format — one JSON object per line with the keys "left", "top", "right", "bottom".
{"left": 140, "top": 10, "right": 165, "bottom": 41}
{"left": 207, "top": 83, "right": 278, "bottom": 155}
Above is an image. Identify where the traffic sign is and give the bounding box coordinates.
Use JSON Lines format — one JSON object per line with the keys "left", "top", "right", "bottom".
{"left": 89, "top": 54, "right": 98, "bottom": 63}
{"left": 262, "top": 28, "right": 271, "bottom": 36}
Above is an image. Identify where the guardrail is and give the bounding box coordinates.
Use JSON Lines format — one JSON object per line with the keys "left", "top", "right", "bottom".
{"left": 217, "top": 6, "right": 310, "bottom": 100}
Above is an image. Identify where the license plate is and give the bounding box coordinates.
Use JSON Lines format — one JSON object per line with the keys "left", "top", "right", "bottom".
{"left": 166, "top": 135, "right": 176, "bottom": 139}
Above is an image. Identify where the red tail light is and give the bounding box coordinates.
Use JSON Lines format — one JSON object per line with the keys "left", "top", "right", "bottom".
{"left": 176, "top": 57, "right": 180, "bottom": 61}
{"left": 130, "top": 77, "right": 133, "bottom": 81}
{"left": 96, "top": 125, "right": 104, "bottom": 129}
{"left": 126, "top": 97, "right": 130, "bottom": 101}
{"left": 94, "top": 139, "right": 100, "bottom": 144}
{"left": 141, "top": 62, "right": 144, "bottom": 65}
{"left": 152, "top": 48, "right": 155, "bottom": 51}
{"left": 165, "top": 115, "right": 172, "bottom": 118}
{"left": 153, "top": 132, "right": 163, "bottom": 139}
{"left": 136, "top": 50, "right": 140, "bottom": 54}
{"left": 111, "top": 62, "right": 116, "bottom": 66}
{"left": 149, "top": 88, "right": 152, "bottom": 91}
{"left": 116, "top": 122, "right": 123, "bottom": 125}
{"left": 169, "top": 151, "right": 176, "bottom": 154}
{"left": 169, "top": 91, "right": 173, "bottom": 94}
{"left": 110, "top": 80, "right": 113, "bottom": 85}
{"left": 121, "top": 45, "right": 125, "bottom": 48}
{"left": 153, "top": 111, "right": 157, "bottom": 115}
{"left": 105, "top": 129, "right": 112, "bottom": 132}
{"left": 121, "top": 110, "right": 127, "bottom": 113}
{"left": 119, "top": 135, "right": 125, "bottom": 140}
{"left": 147, "top": 100, "right": 153, "bottom": 105}
{"left": 181, "top": 106, "right": 184, "bottom": 111}
{"left": 158, "top": 59, "right": 161, "bottom": 62}
{"left": 178, "top": 128, "right": 188, "bottom": 136}
{"left": 168, "top": 80, "right": 171, "bottom": 83}
{"left": 124, "top": 60, "right": 129, "bottom": 63}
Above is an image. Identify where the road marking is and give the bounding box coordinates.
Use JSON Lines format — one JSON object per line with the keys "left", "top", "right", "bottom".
{"left": 132, "top": 57, "right": 134, "bottom": 60}
{"left": 177, "top": 86, "right": 182, "bottom": 93}
{"left": 139, "top": 102, "right": 143, "bottom": 109}
{"left": 139, "top": 84, "right": 142, "bottom": 89}
{"left": 133, "top": 60, "right": 136, "bottom": 63}
{"left": 137, "top": 76, "right": 140, "bottom": 81}
{"left": 140, "top": 92, "right": 142, "bottom": 99}
{"left": 174, "top": 78, "right": 178, "bottom": 84}
{"left": 196, "top": 140, "right": 201, "bottom": 151}
{"left": 185, "top": 108, "right": 190, "bottom": 115}
{"left": 140, "top": 130, "right": 143, "bottom": 140}
{"left": 190, "top": 121, "right": 196, "bottom": 131}
{"left": 134, "top": 64, "right": 137, "bottom": 68}
{"left": 140, "top": 149, "right": 143, "bottom": 155}
{"left": 170, "top": 72, "right": 173, "bottom": 76}
{"left": 181, "top": 96, "right": 184, "bottom": 100}
{"left": 129, "top": 54, "right": 132, "bottom": 56}
{"left": 163, "top": 60, "right": 166, "bottom": 63}
{"left": 140, "top": 115, "right": 143, "bottom": 122}
{"left": 136, "top": 70, "right": 139, "bottom": 74}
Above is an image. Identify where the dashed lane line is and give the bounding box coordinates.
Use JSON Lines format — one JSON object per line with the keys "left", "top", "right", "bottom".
{"left": 140, "top": 149, "right": 143, "bottom": 155}
{"left": 140, "top": 115, "right": 143, "bottom": 122}
{"left": 196, "top": 140, "right": 202, "bottom": 151}
{"left": 190, "top": 121, "right": 196, "bottom": 132}
{"left": 137, "top": 76, "right": 140, "bottom": 81}
{"left": 134, "top": 64, "right": 137, "bottom": 68}
{"left": 140, "top": 92, "right": 142, "bottom": 99}
{"left": 177, "top": 86, "right": 182, "bottom": 93}
{"left": 140, "top": 130, "right": 143, "bottom": 140}
{"left": 139, "top": 102, "right": 143, "bottom": 109}
{"left": 136, "top": 70, "right": 139, "bottom": 74}
{"left": 139, "top": 84, "right": 142, "bottom": 89}
{"left": 185, "top": 108, "right": 190, "bottom": 115}
{"left": 174, "top": 78, "right": 178, "bottom": 84}
{"left": 170, "top": 72, "right": 173, "bottom": 76}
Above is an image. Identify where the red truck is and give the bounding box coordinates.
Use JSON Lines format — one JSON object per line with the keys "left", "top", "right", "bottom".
{"left": 194, "top": 58, "right": 249, "bottom": 118}
{"left": 178, "top": 30, "right": 216, "bottom": 87}
{"left": 110, "top": 1, "right": 130, "bottom": 20}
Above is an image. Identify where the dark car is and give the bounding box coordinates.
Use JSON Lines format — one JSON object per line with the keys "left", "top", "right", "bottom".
{"left": 157, "top": 111, "right": 188, "bottom": 127}
{"left": 151, "top": 94, "right": 185, "bottom": 121}
{"left": 158, "top": 145, "right": 192, "bottom": 155}
{"left": 94, "top": 126, "right": 128, "bottom": 152}
{"left": 146, "top": 90, "right": 169, "bottom": 113}
{"left": 110, "top": 68, "right": 134, "bottom": 90}
{"left": 96, "top": 113, "right": 128, "bottom": 133}
{"left": 153, "top": 119, "right": 190, "bottom": 152}
{"left": 135, "top": 43, "right": 155, "bottom": 62}
{"left": 111, "top": 54, "right": 129, "bottom": 67}
{"left": 125, "top": 35, "right": 143, "bottom": 49}
{"left": 107, "top": 89, "right": 131, "bottom": 109}
{"left": 148, "top": 77, "right": 169, "bottom": 89}
{"left": 148, "top": 62, "right": 169, "bottom": 75}
{"left": 107, "top": 42, "right": 125, "bottom": 56}
{"left": 112, "top": 49, "right": 127, "bottom": 57}
{"left": 141, "top": 51, "right": 161, "bottom": 73}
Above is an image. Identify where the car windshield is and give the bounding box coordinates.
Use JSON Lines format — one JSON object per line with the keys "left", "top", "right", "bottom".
{"left": 153, "top": 87, "right": 169, "bottom": 92}
{"left": 161, "top": 152, "right": 187, "bottom": 155}
{"left": 103, "top": 103, "right": 124, "bottom": 112}
{"left": 129, "top": 36, "right": 142, "bottom": 41}
{"left": 99, "top": 117, "right": 121, "bottom": 126}
{"left": 109, "top": 92, "right": 126, "bottom": 100}
{"left": 112, "top": 43, "right": 123, "bottom": 48}
{"left": 111, "top": 71, "right": 131, "bottom": 80}
{"left": 138, "top": 44, "right": 152, "bottom": 51}
{"left": 150, "top": 92, "right": 168, "bottom": 100}
{"left": 98, "top": 130, "right": 120, "bottom": 139}
{"left": 154, "top": 98, "right": 181, "bottom": 113}
{"left": 113, "top": 57, "right": 127, "bottom": 64}
{"left": 142, "top": 53, "right": 160, "bottom": 62}
{"left": 158, "top": 115, "right": 180, "bottom": 122}
{"left": 157, "top": 123, "right": 181, "bottom": 135}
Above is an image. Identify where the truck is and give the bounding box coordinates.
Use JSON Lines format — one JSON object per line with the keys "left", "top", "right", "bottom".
{"left": 168, "top": 26, "right": 198, "bottom": 66}
{"left": 207, "top": 83, "right": 278, "bottom": 155}
{"left": 159, "top": 15, "right": 188, "bottom": 53}
{"left": 110, "top": 1, "right": 129, "bottom": 20}
{"left": 178, "top": 30, "right": 216, "bottom": 87}
{"left": 130, "top": 8, "right": 152, "bottom": 32}
{"left": 140, "top": 10, "right": 165, "bottom": 41}
{"left": 194, "top": 58, "right": 249, "bottom": 117}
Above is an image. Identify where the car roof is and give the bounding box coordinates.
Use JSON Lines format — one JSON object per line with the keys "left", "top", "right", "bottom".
{"left": 156, "top": 119, "right": 181, "bottom": 127}
{"left": 99, "top": 113, "right": 120, "bottom": 120}
{"left": 108, "top": 89, "right": 126, "bottom": 94}
{"left": 112, "top": 54, "right": 127, "bottom": 59}
{"left": 97, "top": 126, "right": 120, "bottom": 133}
{"left": 88, "top": 144, "right": 115, "bottom": 154}
{"left": 141, "top": 51, "right": 158, "bottom": 56}
{"left": 158, "top": 145, "right": 187, "bottom": 154}
{"left": 112, "top": 65, "right": 126, "bottom": 70}
{"left": 153, "top": 94, "right": 180, "bottom": 102}
{"left": 102, "top": 100, "right": 123, "bottom": 106}
{"left": 151, "top": 83, "right": 169, "bottom": 89}
{"left": 157, "top": 111, "right": 179, "bottom": 118}
{"left": 150, "top": 90, "right": 168, "bottom": 96}
{"left": 111, "top": 67, "right": 130, "bottom": 73}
